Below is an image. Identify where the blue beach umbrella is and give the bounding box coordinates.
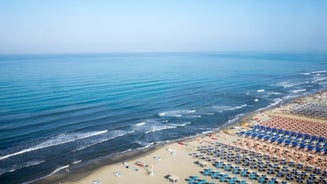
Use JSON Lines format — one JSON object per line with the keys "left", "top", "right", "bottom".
{"left": 311, "top": 136, "right": 318, "bottom": 141}
{"left": 258, "top": 135, "right": 264, "bottom": 139}
{"left": 264, "top": 136, "right": 270, "bottom": 141}
{"left": 304, "top": 134, "right": 311, "bottom": 139}
{"left": 290, "top": 132, "right": 297, "bottom": 137}
{"left": 271, "top": 137, "right": 277, "bottom": 142}
{"left": 307, "top": 145, "right": 314, "bottom": 150}
{"left": 318, "top": 137, "right": 326, "bottom": 142}
{"left": 291, "top": 142, "right": 298, "bottom": 147}
{"left": 277, "top": 139, "right": 284, "bottom": 144}
{"left": 246, "top": 132, "right": 252, "bottom": 137}
{"left": 300, "top": 143, "right": 306, "bottom": 149}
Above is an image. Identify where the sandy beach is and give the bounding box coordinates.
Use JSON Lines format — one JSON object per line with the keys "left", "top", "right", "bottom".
{"left": 49, "top": 91, "right": 327, "bottom": 184}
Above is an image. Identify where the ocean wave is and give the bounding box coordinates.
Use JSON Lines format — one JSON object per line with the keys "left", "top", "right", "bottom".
{"left": 276, "top": 81, "right": 309, "bottom": 88}
{"left": 183, "top": 114, "right": 201, "bottom": 118}
{"left": 137, "top": 141, "right": 155, "bottom": 149}
{"left": 311, "top": 70, "right": 327, "bottom": 74}
{"left": 290, "top": 89, "right": 306, "bottom": 93}
{"left": 301, "top": 72, "right": 311, "bottom": 75}
{"left": 263, "top": 91, "right": 282, "bottom": 97}
{"left": 318, "top": 81, "right": 327, "bottom": 86}
{"left": 0, "top": 130, "right": 108, "bottom": 160}
{"left": 257, "top": 98, "right": 283, "bottom": 111}
{"left": 136, "top": 122, "right": 147, "bottom": 126}
{"left": 145, "top": 125, "right": 177, "bottom": 134}
{"left": 168, "top": 122, "right": 191, "bottom": 127}
{"left": 74, "top": 130, "right": 135, "bottom": 151}
{"left": 72, "top": 160, "right": 82, "bottom": 164}
{"left": 0, "top": 160, "right": 45, "bottom": 176}
{"left": 142, "top": 120, "right": 191, "bottom": 134}
{"left": 212, "top": 104, "right": 247, "bottom": 112}
{"left": 312, "top": 77, "right": 327, "bottom": 83}
{"left": 226, "top": 113, "right": 245, "bottom": 125}
{"left": 257, "top": 89, "right": 265, "bottom": 93}
{"left": 158, "top": 109, "right": 196, "bottom": 117}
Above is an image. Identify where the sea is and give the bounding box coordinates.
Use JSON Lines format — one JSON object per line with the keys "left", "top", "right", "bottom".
{"left": 0, "top": 52, "right": 327, "bottom": 183}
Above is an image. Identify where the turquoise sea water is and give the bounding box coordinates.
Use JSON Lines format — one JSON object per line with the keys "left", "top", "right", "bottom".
{"left": 0, "top": 52, "right": 327, "bottom": 183}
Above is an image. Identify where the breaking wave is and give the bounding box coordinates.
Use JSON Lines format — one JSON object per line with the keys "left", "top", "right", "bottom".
{"left": 158, "top": 109, "right": 196, "bottom": 117}
{"left": 74, "top": 130, "right": 135, "bottom": 151}
{"left": 0, "top": 130, "right": 108, "bottom": 160}
{"left": 0, "top": 160, "right": 45, "bottom": 176}
{"left": 276, "top": 81, "right": 309, "bottom": 88}
{"left": 290, "top": 89, "right": 306, "bottom": 93}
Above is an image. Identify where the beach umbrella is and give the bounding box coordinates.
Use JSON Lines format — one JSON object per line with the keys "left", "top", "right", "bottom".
{"left": 252, "top": 133, "right": 258, "bottom": 138}
{"left": 318, "top": 137, "right": 326, "bottom": 142}
{"left": 311, "top": 136, "right": 318, "bottom": 141}
{"left": 246, "top": 132, "right": 252, "bottom": 137}
{"left": 291, "top": 142, "right": 298, "bottom": 147}
{"left": 300, "top": 143, "right": 306, "bottom": 149}
{"left": 271, "top": 137, "right": 277, "bottom": 142}
{"left": 277, "top": 139, "right": 284, "bottom": 144}
{"left": 264, "top": 136, "right": 270, "bottom": 141}
{"left": 304, "top": 134, "right": 311, "bottom": 139}
{"left": 259, "top": 126, "right": 265, "bottom": 130}
{"left": 307, "top": 145, "right": 314, "bottom": 151}
{"left": 290, "top": 132, "right": 297, "bottom": 137}
{"left": 258, "top": 135, "right": 264, "bottom": 139}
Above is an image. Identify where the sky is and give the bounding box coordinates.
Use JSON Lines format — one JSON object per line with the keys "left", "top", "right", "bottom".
{"left": 0, "top": 0, "right": 327, "bottom": 54}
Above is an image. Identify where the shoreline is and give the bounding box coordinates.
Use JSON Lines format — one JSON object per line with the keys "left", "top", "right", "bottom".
{"left": 35, "top": 89, "right": 327, "bottom": 184}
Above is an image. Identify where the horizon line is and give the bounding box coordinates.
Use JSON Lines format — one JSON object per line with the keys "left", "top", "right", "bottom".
{"left": 1, "top": 50, "right": 327, "bottom": 55}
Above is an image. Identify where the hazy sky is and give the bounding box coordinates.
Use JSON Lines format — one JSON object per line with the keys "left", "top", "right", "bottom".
{"left": 0, "top": 0, "right": 327, "bottom": 54}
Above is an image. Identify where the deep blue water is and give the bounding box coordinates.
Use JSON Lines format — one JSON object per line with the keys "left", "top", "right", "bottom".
{"left": 0, "top": 52, "right": 327, "bottom": 183}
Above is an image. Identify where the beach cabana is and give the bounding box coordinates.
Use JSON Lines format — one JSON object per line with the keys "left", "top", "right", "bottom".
{"left": 168, "top": 175, "right": 179, "bottom": 183}
{"left": 198, "top": 161, "right": 208, "bottom": 167}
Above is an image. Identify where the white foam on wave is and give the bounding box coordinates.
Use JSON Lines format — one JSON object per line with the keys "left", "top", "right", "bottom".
{"left": 136, "top": 122, "right": 147, "bottom": 126}
{"left": 72, "top": 160, "right": 82, "bottom": 164}
{"left": 257, "top": 98, "right": 283, "bottom": 111}
{"left": 290, "top": 89, "right": 306, "bottom": 93}
{"left": 212, "top": 104, "right": 247, "bottom": 113}
{"left": 257, "top": 89, "right": 265, "bottom": 93}
{"left": 312, "top": 77, "right": 327, "bottom": 83}
{"left": 311, "top": 70, "right": 327, "bottom": 74}
{"left": 74, "top": 130, "right": 135, "bottom": 151}
{"left": 158, "top": 109, "right": 196, "bottom": 117}
{"left": 0, "top": 130, "right": 108, "bottom": 160}
{"left": 145, "top": 125, "right": 177, "bottom": 134}
{"left": 228, "top": 104, "right": 247, "bottom": 111}
{"left": 24, "top": 165, "right": 70, "bottom": 184}
{"left": 142, "top": 120, "right": 191, "bottom": 134}
{"left": 263, "top": 91, "right": 282, "bottom": 97}
{"left": 276, "top": 81, "right": 309, "bottom": 88}
{"left": 301, "top": 72, "right": 311, "bottom": 75}
{"left": 139, "top": 142, "right": 155, "bottom": 149}
{"left": 168, "top": 122, "right": 191, "bottom": 127}
{"left": 0, "top": 160, "right": 45, "bottom": 176}
{"left": 226, "top": 113, "right": 245, "bottom": 125}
